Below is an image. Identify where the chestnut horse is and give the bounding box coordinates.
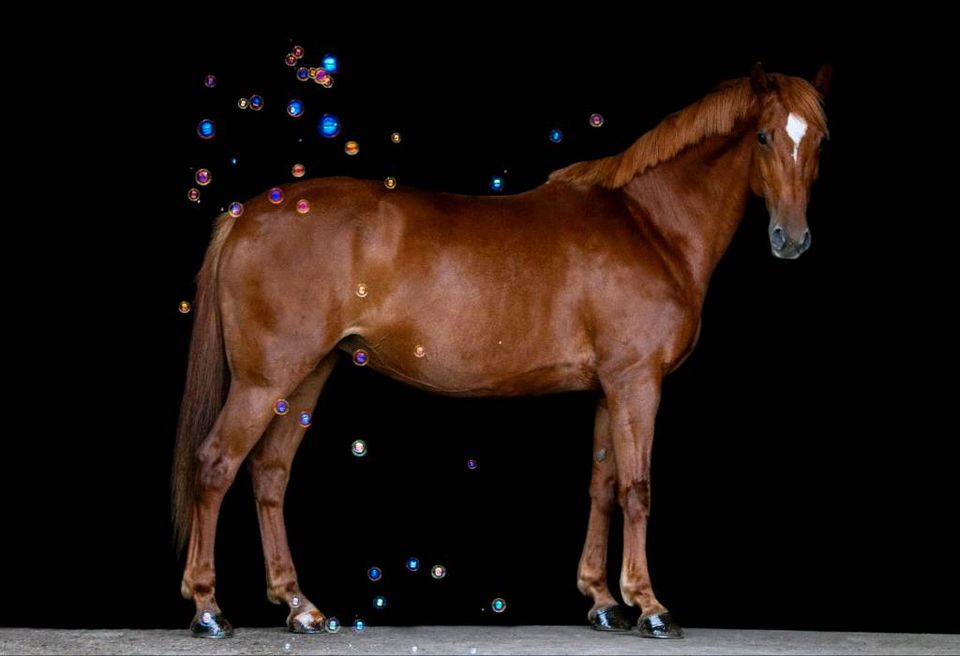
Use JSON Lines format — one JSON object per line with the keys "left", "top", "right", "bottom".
{"left": 174, "top": 63, "right": 831, "bottom": 639}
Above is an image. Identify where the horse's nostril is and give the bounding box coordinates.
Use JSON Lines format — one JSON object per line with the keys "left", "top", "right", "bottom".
{"left": 771, "top": 226, "right": 786, "bottom": 251}
{"left": 800, "top": 230, "right": 812, "bottom": 252}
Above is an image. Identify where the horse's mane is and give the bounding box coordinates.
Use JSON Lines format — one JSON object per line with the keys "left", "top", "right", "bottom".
{"left": 548, "top": 74, "right": 828, "bottom": 189}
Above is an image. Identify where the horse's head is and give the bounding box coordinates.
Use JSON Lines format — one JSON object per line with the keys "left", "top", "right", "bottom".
{"left": 749, "top": 63, "right": 831, "bottom": 259}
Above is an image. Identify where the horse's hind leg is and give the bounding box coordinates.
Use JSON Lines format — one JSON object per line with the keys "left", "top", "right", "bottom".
{"left": 577, "top": 399, "right": 632, "bottom": 631}
{"left": 247, "top": 355, "right": 337, "bottom": 633}
{"left": 181, "top": 376, "right": 309, "bottom": 638}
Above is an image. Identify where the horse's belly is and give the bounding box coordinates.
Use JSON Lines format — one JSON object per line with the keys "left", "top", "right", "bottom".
{"left": 337, "top": 332, "right": 597, "bottom": 397}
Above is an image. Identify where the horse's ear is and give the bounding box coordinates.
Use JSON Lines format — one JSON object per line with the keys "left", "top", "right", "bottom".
{"left": 813, "top": 63, "right": 833, "bottom": 99}
{"left": 750, "top": 62, "right": 769, "bottom": 92}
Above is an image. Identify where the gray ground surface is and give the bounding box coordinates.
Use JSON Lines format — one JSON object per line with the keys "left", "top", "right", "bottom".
{"left": 1, "top": 627, "right": 958, "bottom": 655}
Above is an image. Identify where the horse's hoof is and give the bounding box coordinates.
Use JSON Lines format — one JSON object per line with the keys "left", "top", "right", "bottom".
{"left": 589, "top": 604, "right": 632, "bottom": 632}
{"left": 637, "top": 611, "right": 684, "bottom": 639}
{"left": 190, "top": 611, "right": 234, "bottom": 639}
{"left": 289, "top": 609, "right": 327, "bottom": 634}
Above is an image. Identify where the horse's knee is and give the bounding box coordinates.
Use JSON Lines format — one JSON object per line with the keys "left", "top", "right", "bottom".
{"left": 618, "top": 478, "right": 651, "bottom": 522}
{"left": 248, "top": 458, "right": 288, "bottom": 508}
{"left": 195, "top": 447, "right": 233, "bottom": 497}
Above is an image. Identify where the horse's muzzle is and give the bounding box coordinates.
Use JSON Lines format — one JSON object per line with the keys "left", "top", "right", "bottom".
{"left": 770, "top": 225, "right": 811, "bottom": 259}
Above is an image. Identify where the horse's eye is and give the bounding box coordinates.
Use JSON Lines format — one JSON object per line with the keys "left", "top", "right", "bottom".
{"left": 757, "top": 131, "right": 768, "bottom": 145}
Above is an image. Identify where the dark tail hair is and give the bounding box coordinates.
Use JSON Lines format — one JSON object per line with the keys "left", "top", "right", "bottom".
{"left": 172, "top": 213, "right": 235, "bottom": 552}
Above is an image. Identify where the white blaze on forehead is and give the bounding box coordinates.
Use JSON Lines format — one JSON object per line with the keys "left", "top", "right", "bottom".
{"left": 785, "top": 113, "right": 808, "bottom": 163}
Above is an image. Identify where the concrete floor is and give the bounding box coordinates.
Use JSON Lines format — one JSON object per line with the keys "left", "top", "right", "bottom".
{"left": 1, "top": 626, "right": 958, "bottom": 655}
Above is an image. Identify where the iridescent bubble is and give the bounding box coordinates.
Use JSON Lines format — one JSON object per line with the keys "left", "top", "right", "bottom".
{"left": 344, "top": 140, "right": 360, "bottom": 156}
{"left": 204, "top": 74, "right": 216, "bottom": 88}
{"left": 373, "top": 595, "right": 387, "bottom": 609}
{"left": 322, "top": 54, "right": 339, "bottom": 73}
{"left": 269, "top": 188, "right": 284, "bottom": 204}
{"left": 390, "top": 132, "right": 402, "bottom": 144}
{"left": 285, "top": 54, "right": 297, "bottom": 67}
{"left": 549, "top": 128, "right": 563, "bottom": 143}
{"left": 292, "top": 45, "right": 305, "bottom": 59}
{"left": 384, "top": 176, "right": 397, "bottom": 190}
{"left": 292, "top": 163, "right": 306, "bottom": 178}
{"left": 290, "top": 596, "right": 301, "bottom": 608}
{"left": 589, "top": 113, "right": 604, "bottom": 128}
{"left": 187, "top": 188, "right": 200, "bottom": 202}
{"left": 274, "top": 399, "right": 289, "bottom": 415}
{"left": 287, "top": 99, "right": 304, "bottom": 118}
{"left": 195, "top": 169, "right": 211, "bottom": 186}
{"left": 283, "top": 642, "right": 292, "bottom": 653}
{"left": 296, "top": 199, "right": 310, "bottom": 214}
{"left": 197, "top": 119, "right": 215, "bottom": 139}
{"left": 356, "top": 283, "right": 368, "bottom": 298}
{"left": 367, "top": 566, "right": 382, "bottom": 582}
{"left": 489, "top": 176, "right": 504, "bottom": 192}
{"left": 318, "top": 114, "right": 341, "bottom": 138}
{"left": 353, "top": 619, "right": 366, "bottom": 632}
{"left": 179, "top": 301, "right": 192, "bottom": 314}
{"left": 467, "top": 458, "right": 478, "bottom": 470}
{"left": 298, "top": 411, "right": 312, "bottom": 428}
{"left": 320, "top": 75, "right": 334, "bottom": 89}
{"left": 200, "top": 611, "right": 212, "bottom": 625}
{"left": 431, "top": 564, "right": 446, "bottom": 580}
{"left": 492, "top": 597, "right": 507, "bottom": 613}
{"left": 296, "top": 67, "right": 310, "bottom": 81}
{"left": 228, "top": 201, "right": 243, "bottom": 217}
{"left": 406, "top": 557, "right": 420, "bottom": 572}
{"left": 325, "top": 617, "right": 340, "bottom": 634}
{"left": 238, "top": 97, "right": 249, "bottom": 109}
{"left": 353, "top": 349, "right": 369, "bottom": 366}
{"left": 352, "top": 440, "right": 368, "bottom": 457}
{"left": 249, "top": 94, "right": 264, "bottom": 111}
{"left": 414, "top": 345, "right": 425, "bottom": 358}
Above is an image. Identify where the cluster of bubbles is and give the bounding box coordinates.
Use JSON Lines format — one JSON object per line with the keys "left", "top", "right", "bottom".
{"left": 352, "top": 439, "right": 368, "bottom": 457}
{"left": 286, "top": 46, "right": 339, "bottom": 88}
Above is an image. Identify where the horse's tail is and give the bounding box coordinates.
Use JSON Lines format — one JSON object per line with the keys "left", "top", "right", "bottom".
{"left": 172, "top": 213, "right": 236, "bottom": 553}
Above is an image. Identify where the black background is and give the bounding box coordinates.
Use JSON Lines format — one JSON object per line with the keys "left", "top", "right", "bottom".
{"left": 6, "top": 24, "right": 956, "bottom": 635}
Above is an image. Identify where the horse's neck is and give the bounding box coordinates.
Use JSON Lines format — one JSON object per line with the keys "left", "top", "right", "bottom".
{"left": 621, "top": 130, "right": 754, "bottom": 297}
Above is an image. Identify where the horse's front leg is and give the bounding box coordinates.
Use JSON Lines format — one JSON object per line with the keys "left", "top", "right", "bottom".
{"left": 247, "top": 356, "right": 337, "bottom": 633}
{"left": 602, "top": 370, "right": 684, "bottom": 638}
{"left": 577, "top": 398, "right": 632, "bottom": 631}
